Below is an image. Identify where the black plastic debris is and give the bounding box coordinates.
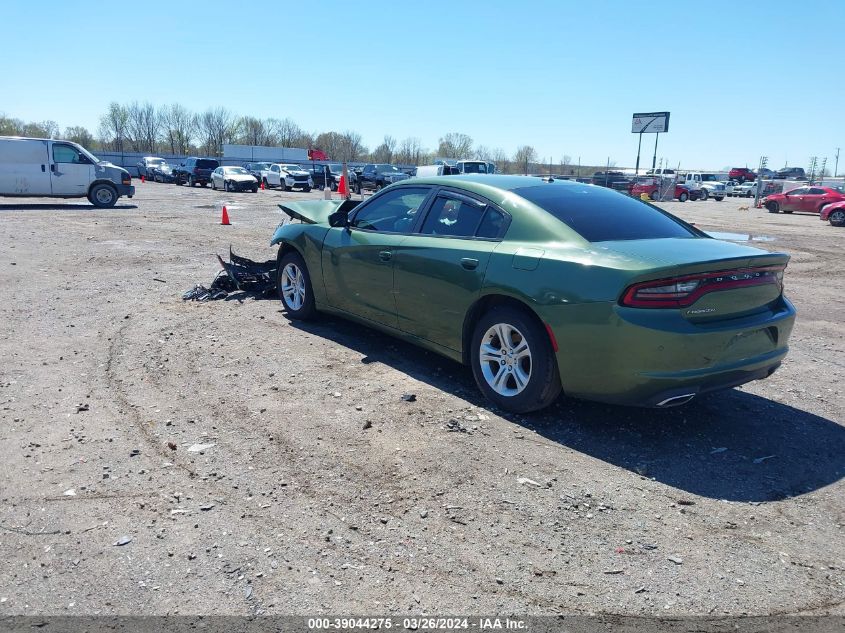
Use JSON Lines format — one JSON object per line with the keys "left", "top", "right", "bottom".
{"left": 183, "top": 247, "right": 277, "bottom": 302}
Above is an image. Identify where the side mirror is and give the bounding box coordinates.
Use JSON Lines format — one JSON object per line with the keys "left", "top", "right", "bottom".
{"left": 328, "top": 210, "right": 350, "bottom": 228}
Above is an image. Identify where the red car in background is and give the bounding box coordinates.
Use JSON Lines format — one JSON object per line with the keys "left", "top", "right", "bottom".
{"left": 629, "top": 177, "right": 694, "bottom": 202}
{"left": 729, "top": 167, "right": 756, "bottom": 182}
{"left": 819, "top": 201, "right": 845, "bottom": 226}
{"left": 763, "top": 186, "right": 845, "bottom": 214}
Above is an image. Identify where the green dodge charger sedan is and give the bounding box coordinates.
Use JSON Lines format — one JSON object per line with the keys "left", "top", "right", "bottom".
{"left": 270, "top": 175, "right": 795, "bottom": 413}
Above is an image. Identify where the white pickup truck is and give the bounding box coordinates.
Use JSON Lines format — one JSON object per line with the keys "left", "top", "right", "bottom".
{"left": 260, "top": 163, "right": 313, "bottom": 191}
{"left": 680, "top": 172, "right": 727, "bottom": 201}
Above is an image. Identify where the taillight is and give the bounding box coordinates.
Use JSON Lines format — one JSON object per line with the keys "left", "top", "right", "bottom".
{"left": 620, "top": 265, "right": 785, "bottom": 308}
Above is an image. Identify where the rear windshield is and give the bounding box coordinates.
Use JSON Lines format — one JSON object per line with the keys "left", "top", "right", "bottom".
{"left": 513, "top": 183, "right": 698, "bottom": 242}
{"left": 196, "top": 159, "right": 219, "bottom": 168}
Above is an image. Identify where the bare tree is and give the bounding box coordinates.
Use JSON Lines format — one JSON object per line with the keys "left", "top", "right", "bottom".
{"left": 513, "top": 145, "right": 537, "bottom": 175}
{"left": 160, "top": 104, "right": 195, "bottom": 155}
{"left": 339, "top": 130, "right": 367, "bottom": 162}
{"left": 64, "top": 126, "right": 96, "bottom": 148}
{"left": 0, "top": 115, "right": 24, "bottom": 135}
{"left": 21, "top": 120, "right": 59, "bottom": 139}
{"left": 126, "top": 102, "right": 161, "bottom": 152}
{"left": 238, "top": 116, "right": 274, "bottom": 146}
{"left": 271, "top": 118, "right": 305, "bottom": 147}
{"left": 395, "top": 137, "right": 425, "bottom": 165}
{"left": 437, "top": 132, "right": 473, "bottom": 159}
{"left": 98, "top": 102, "right": 129, "bottom": 152}
{"left": 197, "top": 107, "right": 237, "bottom": 157}
{"left": 492, "top": 148, "right": 510, "bottom": 174}
{"left": 371, "top": 135, "right": 397, "bottom": 163}
{"left": 474, "top": 144, "right": 491, "bottom": 161}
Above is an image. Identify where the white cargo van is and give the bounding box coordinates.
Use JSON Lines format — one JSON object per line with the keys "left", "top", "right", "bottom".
{"left": 0, "top": 136, "right": 134, "bottom": 208}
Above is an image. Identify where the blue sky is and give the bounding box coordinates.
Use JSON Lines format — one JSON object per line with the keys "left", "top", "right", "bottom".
{"left": 3, "top": 1, "right": 844, "bottom": 171}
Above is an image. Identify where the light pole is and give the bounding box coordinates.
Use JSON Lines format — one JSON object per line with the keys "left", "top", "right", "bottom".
{"left": 835, "top": 147, "right": 840, "bottom": 178}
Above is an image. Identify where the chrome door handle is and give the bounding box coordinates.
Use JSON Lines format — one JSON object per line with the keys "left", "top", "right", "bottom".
{"left": 460, "top": 258, "right": 479, "bottom": 270}
{"left": 378, "top": 250, "right": 392, "bottom": 262}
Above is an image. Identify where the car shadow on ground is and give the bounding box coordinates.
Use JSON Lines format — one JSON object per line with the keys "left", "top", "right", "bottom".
{"left": 0, "top": 203, "right": 138, "bottom": 211}
{"left": 290, "top": 314, "right": 845, "bottom": 503}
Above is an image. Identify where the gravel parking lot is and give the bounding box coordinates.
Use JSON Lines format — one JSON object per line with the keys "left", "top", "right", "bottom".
{"left": 0, "top": 182, "right": 842, "bottom": 617}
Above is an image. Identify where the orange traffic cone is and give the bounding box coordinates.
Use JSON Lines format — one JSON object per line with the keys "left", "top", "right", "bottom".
{"left": 220, "top": 205, "right": 231, "bottom": 225}
{"left": 337, "top": 175, "right": 348, "bottom": 198}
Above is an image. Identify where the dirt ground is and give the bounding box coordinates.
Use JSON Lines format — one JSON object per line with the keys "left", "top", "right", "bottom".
{"left": 0, "top": 182, "right": 842, "bottom": 617}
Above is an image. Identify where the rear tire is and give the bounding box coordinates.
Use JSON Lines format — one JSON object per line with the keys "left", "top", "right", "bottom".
{"left": 678, "top": 192, "right": 688, "bottom": 202}
{"left": 649, "top": 190, "right": 658, "bottom": 201}
{"left": 829, "top": 209, "right": 845, "bottom": 226}
{"left": 699, "top": 189, "right": 709, "bottom": 201}
{"left": 277, "top": 251, "right": 316, "bottom": 320}
{"left": 715, "top": 197, "right": 724, "bottom": 202}
{"left": 470, "top": 306, "right": 562, "bottom": 413}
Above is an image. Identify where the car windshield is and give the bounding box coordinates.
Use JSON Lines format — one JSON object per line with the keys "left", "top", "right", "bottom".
{"left": 514, "top": 183, "right": 698, "bottom": 242}
{"left": 328, "top": 164, "right": 343, "bottom": 173}
{"left": 701, "top": 174, "right": 720, "bottom": 182}
{"left": 196, "top": 159, "right": 219, "bottom": 169}
{"left": 225, "top": 167, "right": 249, "bottom": 175}
{"left": 150, "top": 158, "right": 166, "bottom": 165}
{"left": 376, "top": 164, "right": 400, "bottom": 172}
{"left": 280, "top": 165, "right": 303, "bottom": 172}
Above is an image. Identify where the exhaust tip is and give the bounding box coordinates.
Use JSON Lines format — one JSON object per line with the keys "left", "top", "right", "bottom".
{"left": 656, "top": 393, "right": 696, "bottom": 407}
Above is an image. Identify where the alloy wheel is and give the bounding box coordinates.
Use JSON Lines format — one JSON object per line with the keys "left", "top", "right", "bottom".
{"left": 281, "top": 263, "right": 306, "bottom": 311}
{"left": 479, "top": 323, "right": 532, "bottom": 397}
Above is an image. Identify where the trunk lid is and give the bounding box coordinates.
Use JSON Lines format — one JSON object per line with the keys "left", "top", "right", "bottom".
{"left": 602, "top": 237, "right": 790, "bottom": 322}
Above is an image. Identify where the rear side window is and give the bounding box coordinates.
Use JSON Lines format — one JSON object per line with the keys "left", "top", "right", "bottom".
{"left": 420, "top": 196, "right": 485, "bottom": 237}
{"left": 513, "top": 183, "right": 697, "bottom": 242}
{"left": 196, "top": 159, "right": 219, "bottom": 169}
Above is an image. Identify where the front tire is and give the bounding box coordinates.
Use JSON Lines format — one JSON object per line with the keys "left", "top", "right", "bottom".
{"left": 277, "top": 251, "right": 316, "bottom": 320}
{"left": 649, "top": 190, "right": 658, "bottom": 201}
{"left": 766, "top": 201, "right": 780, "bottom": 213}
{"left": 88, "top": 183, "right": 118, "bottom": 208}
{"left": 225, "top": 180, "right": 233, "bottom": 192}
{"left": 715, "top": 196, "right": 724, "bottom": 202}
{"left": 678, "top": 192, "right": 688, "bottom": 202}
{"left": 470, "top": 306, "right": 561, "bottom": 413}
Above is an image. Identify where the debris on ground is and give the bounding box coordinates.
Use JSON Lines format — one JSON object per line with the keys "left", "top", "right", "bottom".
{"left": 667, "top": 556, "right": 684, "bottom": 565}
{"left": 401, "top": 393, "right": 417, "bottom": 402}
{"left": 444, "top": 419, "right": 469, "bottom": 433}
{"left": 183, "top": 248, "right": 276, "bottom": 302}
{"left": 187, "top": 443, "right": 215, "bottom": 453}
{"left": 517, "top": 477, "right": 542, "bottom": 487}
{"left": 113, "top": 536, "right": 132, "bottom": 547}
{"left": 75, "top": 403, "right": 89, "bottom": 413}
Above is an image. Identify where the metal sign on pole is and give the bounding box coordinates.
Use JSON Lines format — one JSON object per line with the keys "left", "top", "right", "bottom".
{"left": 632, "top": 112, "right": 670, "bottom": 176}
